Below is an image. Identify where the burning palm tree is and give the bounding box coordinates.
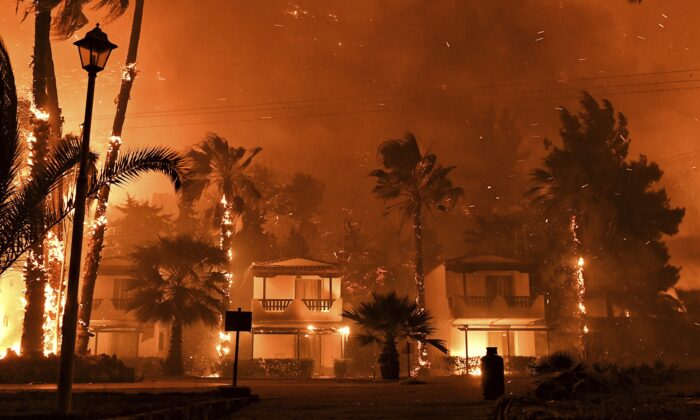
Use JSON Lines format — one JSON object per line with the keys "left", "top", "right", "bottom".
{"left": 369, "top": 133, "right": 461, "bottom": 373}
{"left": 77, "top": 0, "right": 147, "bottom": 356}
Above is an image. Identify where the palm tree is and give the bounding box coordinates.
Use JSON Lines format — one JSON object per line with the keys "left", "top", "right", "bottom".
{"left": 183, "top": 133, "right": 262, "bottom": 260}
{"left": 369, "top": 132, "right": 461, "bottom": 371}
{"left": 343, "top": 292, "right": 447, "bottom": 380}
{"left": 127, "top": 235, "right": 228, "bottom": 375}
{"left": 182, "top": 135, "right": 261, "bottom": 358}
{"left": 78, "top": 0, "right": 147, "bottom": 355}
{"left": 16, "top": 0, "right": 131, "bottom": 357}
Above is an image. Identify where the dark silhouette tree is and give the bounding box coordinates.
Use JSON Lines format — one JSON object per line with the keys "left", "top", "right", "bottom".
{"left": 370, "top": 132, "right": 462, "bottom": 371}
{"left": 531, "top": 93, "right": 684, "bottom": 321}
{"left": 342, "top": 292, "right": 447, "bottom": 380}
{"left": 127, "top": 235, "right": 227, "bottom": 375}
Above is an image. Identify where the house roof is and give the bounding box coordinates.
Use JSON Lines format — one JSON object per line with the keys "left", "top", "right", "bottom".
{"left": 251, "top": 258, "right": 342, "bottom": 277}
{"left": 446, "top": 254, "right": 535, "bottom": 273}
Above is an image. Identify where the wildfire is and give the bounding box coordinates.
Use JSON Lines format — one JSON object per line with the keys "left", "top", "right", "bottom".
{"left": 570, "top": 216, "right": 588, "bottom": 347}
{"left": 469, "top": 367, "right": 482, "bottom": 376}
{"left": 30, "top": 101, "right": 50, "bottom": 121}
{"left": 216, "top": 331, "right": 231, "bottom": 357}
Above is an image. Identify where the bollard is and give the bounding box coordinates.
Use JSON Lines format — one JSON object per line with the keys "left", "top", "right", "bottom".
{"left": 481, "top": 346, "right": 505, "bottom": 400}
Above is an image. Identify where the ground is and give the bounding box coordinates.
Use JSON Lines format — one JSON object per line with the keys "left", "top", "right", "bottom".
{"left": 229, "top": 376, "right": 503, "bottom": 419}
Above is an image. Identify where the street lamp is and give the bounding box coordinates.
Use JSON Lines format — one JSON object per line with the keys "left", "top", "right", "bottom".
{"left": 57, "top": 23, "right": 116, "bottom": 416}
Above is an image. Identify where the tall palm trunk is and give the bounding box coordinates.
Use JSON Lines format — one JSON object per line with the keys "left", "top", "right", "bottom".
{"left": 20, "top": 5, "right": 52, "bottom": 358}
{"left": 412, "top": 203, "right": 429, "bottom": 374}
{"left": 164, "top": 317, "right": 183, "bottom": 375}
{"left": 44, "top": 15, "right": 66, "bottom": 356}
{"left": 77, "top": 0, "right": 145, "bottom": 355}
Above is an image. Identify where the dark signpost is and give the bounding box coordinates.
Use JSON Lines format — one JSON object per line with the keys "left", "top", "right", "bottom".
{"left": 225, "top": 308, "right": 252, "bottom": 387}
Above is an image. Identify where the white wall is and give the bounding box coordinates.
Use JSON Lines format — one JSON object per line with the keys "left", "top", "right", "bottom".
{"left": 253, "top": 334, "right": 296, "bottom": 358}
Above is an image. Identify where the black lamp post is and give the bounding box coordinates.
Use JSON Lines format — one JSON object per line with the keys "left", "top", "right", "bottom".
{"left": 57, "top": 24, "right": 117, "bottom": 416}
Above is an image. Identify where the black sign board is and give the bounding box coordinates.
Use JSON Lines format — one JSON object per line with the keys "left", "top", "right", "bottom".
{"left": 225, "top": 309, "right": 252, "bottom": 332}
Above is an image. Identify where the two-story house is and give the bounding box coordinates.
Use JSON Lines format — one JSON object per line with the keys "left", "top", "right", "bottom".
{"left": 86, "top": 256, "right": 168, "bottom": 362}
{"left": 248, "top": 258, "right": 347, "bottom": 376}
{"left": 425, "top": 255, "right": 550, "bottom": 363}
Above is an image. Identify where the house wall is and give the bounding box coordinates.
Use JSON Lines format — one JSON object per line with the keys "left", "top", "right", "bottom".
{"left": 253, "top": 275, "right": 341, "bottom": 300}
{"left": 253, "top": 334, "right": 296, "bottom": 358}
{"left": 462, "top": 271, "right": 531, "bottom": 297}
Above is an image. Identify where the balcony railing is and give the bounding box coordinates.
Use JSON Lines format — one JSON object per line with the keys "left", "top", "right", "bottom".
{"left": 111, "top": 298, "right": 133, "bottom": 310}
{"left": 302, "top": 299, "right": 335, "bottom": 311}
{"left": 460, "top": 295, "right": 536, "bottom": 308}
{"left": 504, "top": 296, "right": 536, "bottom": 307}
{"left": 261, "top": 299, "right": 293, "bottom": 311}
{"left": 462, "top": 296, "right": 494, "bottom": 306}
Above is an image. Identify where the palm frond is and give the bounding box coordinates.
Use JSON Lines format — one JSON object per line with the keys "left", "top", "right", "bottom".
{"left": 0, "top": 38, "right": 19, "bottom": 213}
{"left": 92, "top": 0, "right": 130, "bottom": 22}
{"left": 52, "top": 0, "right": 90, "bottom": 40}
{"left": 93, "top": 146, "right": 183, "bottom": 193}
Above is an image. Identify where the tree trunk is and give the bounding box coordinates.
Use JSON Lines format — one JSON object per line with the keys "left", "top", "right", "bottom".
{"left": 164, "top": 317, "right": 183, "bottom": 375}
{"left": 20, "top": 7, "right": 52, "bottom": 358}
{"left": 378, "top": 339, "right": 399, "bottom": 380}
{"left": 44, "top": 15, "right": 65, "bottom": 357}
{"left": 77, "top": 0, "right": 146, "bottom": 355}
{"left": 412, "top": 204, "right": 429, "bottom": 375}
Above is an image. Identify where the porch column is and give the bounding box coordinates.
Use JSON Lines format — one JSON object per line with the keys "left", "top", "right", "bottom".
{"left": 296, "top": 330, "right": 301, "bottom": 360}
{"left": 251, "top": 330, "right": 255, "bottom": 358}
{"left": 94, "top": 331, "right": 99, "bottom": 355}
{"left": 329, "top": 277, "right": 333, "bottom": 300}
{"left": 464, "top": 326, "right": 469, "bottom": 359}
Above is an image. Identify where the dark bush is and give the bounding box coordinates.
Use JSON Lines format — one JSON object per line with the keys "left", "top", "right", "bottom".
{"left": 214, "top": 358, "right": 314, "bottom": 378}
{"left": 0, "top": 353, "right": 134, "bottom": 384}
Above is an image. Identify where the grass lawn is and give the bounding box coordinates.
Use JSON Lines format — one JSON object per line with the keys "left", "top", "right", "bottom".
{"left": 0, "top": 390, "right": 241, "bottom": 419}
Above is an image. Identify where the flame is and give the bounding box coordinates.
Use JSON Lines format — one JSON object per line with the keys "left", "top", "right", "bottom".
{"left": 469, "top": 367, "right": 482, "bottom": 376}
{"left": 30, "top": 102, "right": 49, "bottom": 121}
{"left": 570, "top": 216, "right": 588, "bottom": 340}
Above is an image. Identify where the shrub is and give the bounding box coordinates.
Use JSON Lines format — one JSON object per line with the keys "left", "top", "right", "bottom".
{"left": 443, "top": 356, "right": 481, "bottom": 375}
{"left": 505, "top": 356, "right": 537, "bottom": 375}
{"left": 134, "top": 357, "right": 164, "bottom": 379}
{"left": 0, "top": 353, "right": 134, "bottom": 384}
{"left": 214, "top": 358, "right": 314, "bottom": 378}
{"left": 334, "top": 359, "right": 347, "bottom": 378}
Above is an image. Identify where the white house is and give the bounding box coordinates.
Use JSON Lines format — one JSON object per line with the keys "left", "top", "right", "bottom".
{"left": 425, "top": 255, "right": 550, "bottom": 362}
{"left": 248, "top": 258, "right": 348, "bottom": 376}
{"left": 86, "top": 256, "right": 168, "bottom": 362}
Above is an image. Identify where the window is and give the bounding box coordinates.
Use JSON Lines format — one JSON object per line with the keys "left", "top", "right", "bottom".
{"left": 295, "top": 277, "right": 323, "bottom": 299}
{"left": 113, "top": 278, "right": 135, "bottom": 299}
{"left": 485, "top": 275, "right": 514, "bottom": 297}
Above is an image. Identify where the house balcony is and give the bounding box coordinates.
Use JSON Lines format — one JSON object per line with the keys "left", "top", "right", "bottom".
{"left": 252, "top": 298, "right": 343, "bottom": 325}
{"left": 260, "top": 298, "right": 336, "bottom": 312}
{"left": 111, "top": 298, "right": 133, "bottom": 311}
{"left": 449, "top": 294, "right": 545, "bottom": 324}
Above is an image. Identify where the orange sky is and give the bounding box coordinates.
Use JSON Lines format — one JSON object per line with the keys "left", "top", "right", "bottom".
{"left": 1, "top": 1, "right": 699, "bottom": 286}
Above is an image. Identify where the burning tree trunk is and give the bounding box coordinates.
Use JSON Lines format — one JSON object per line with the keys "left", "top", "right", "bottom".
{"left": 20, "top": 6, "right": 52, "bottom": 358}
{"left": 412, "top": 203, "right": 429, "bottom": 375}
{"left": 77, "top": 0, "right": 145, "bottom": 355}
{"left": 569, "top": 215, "right": 588, "bottom": 356}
